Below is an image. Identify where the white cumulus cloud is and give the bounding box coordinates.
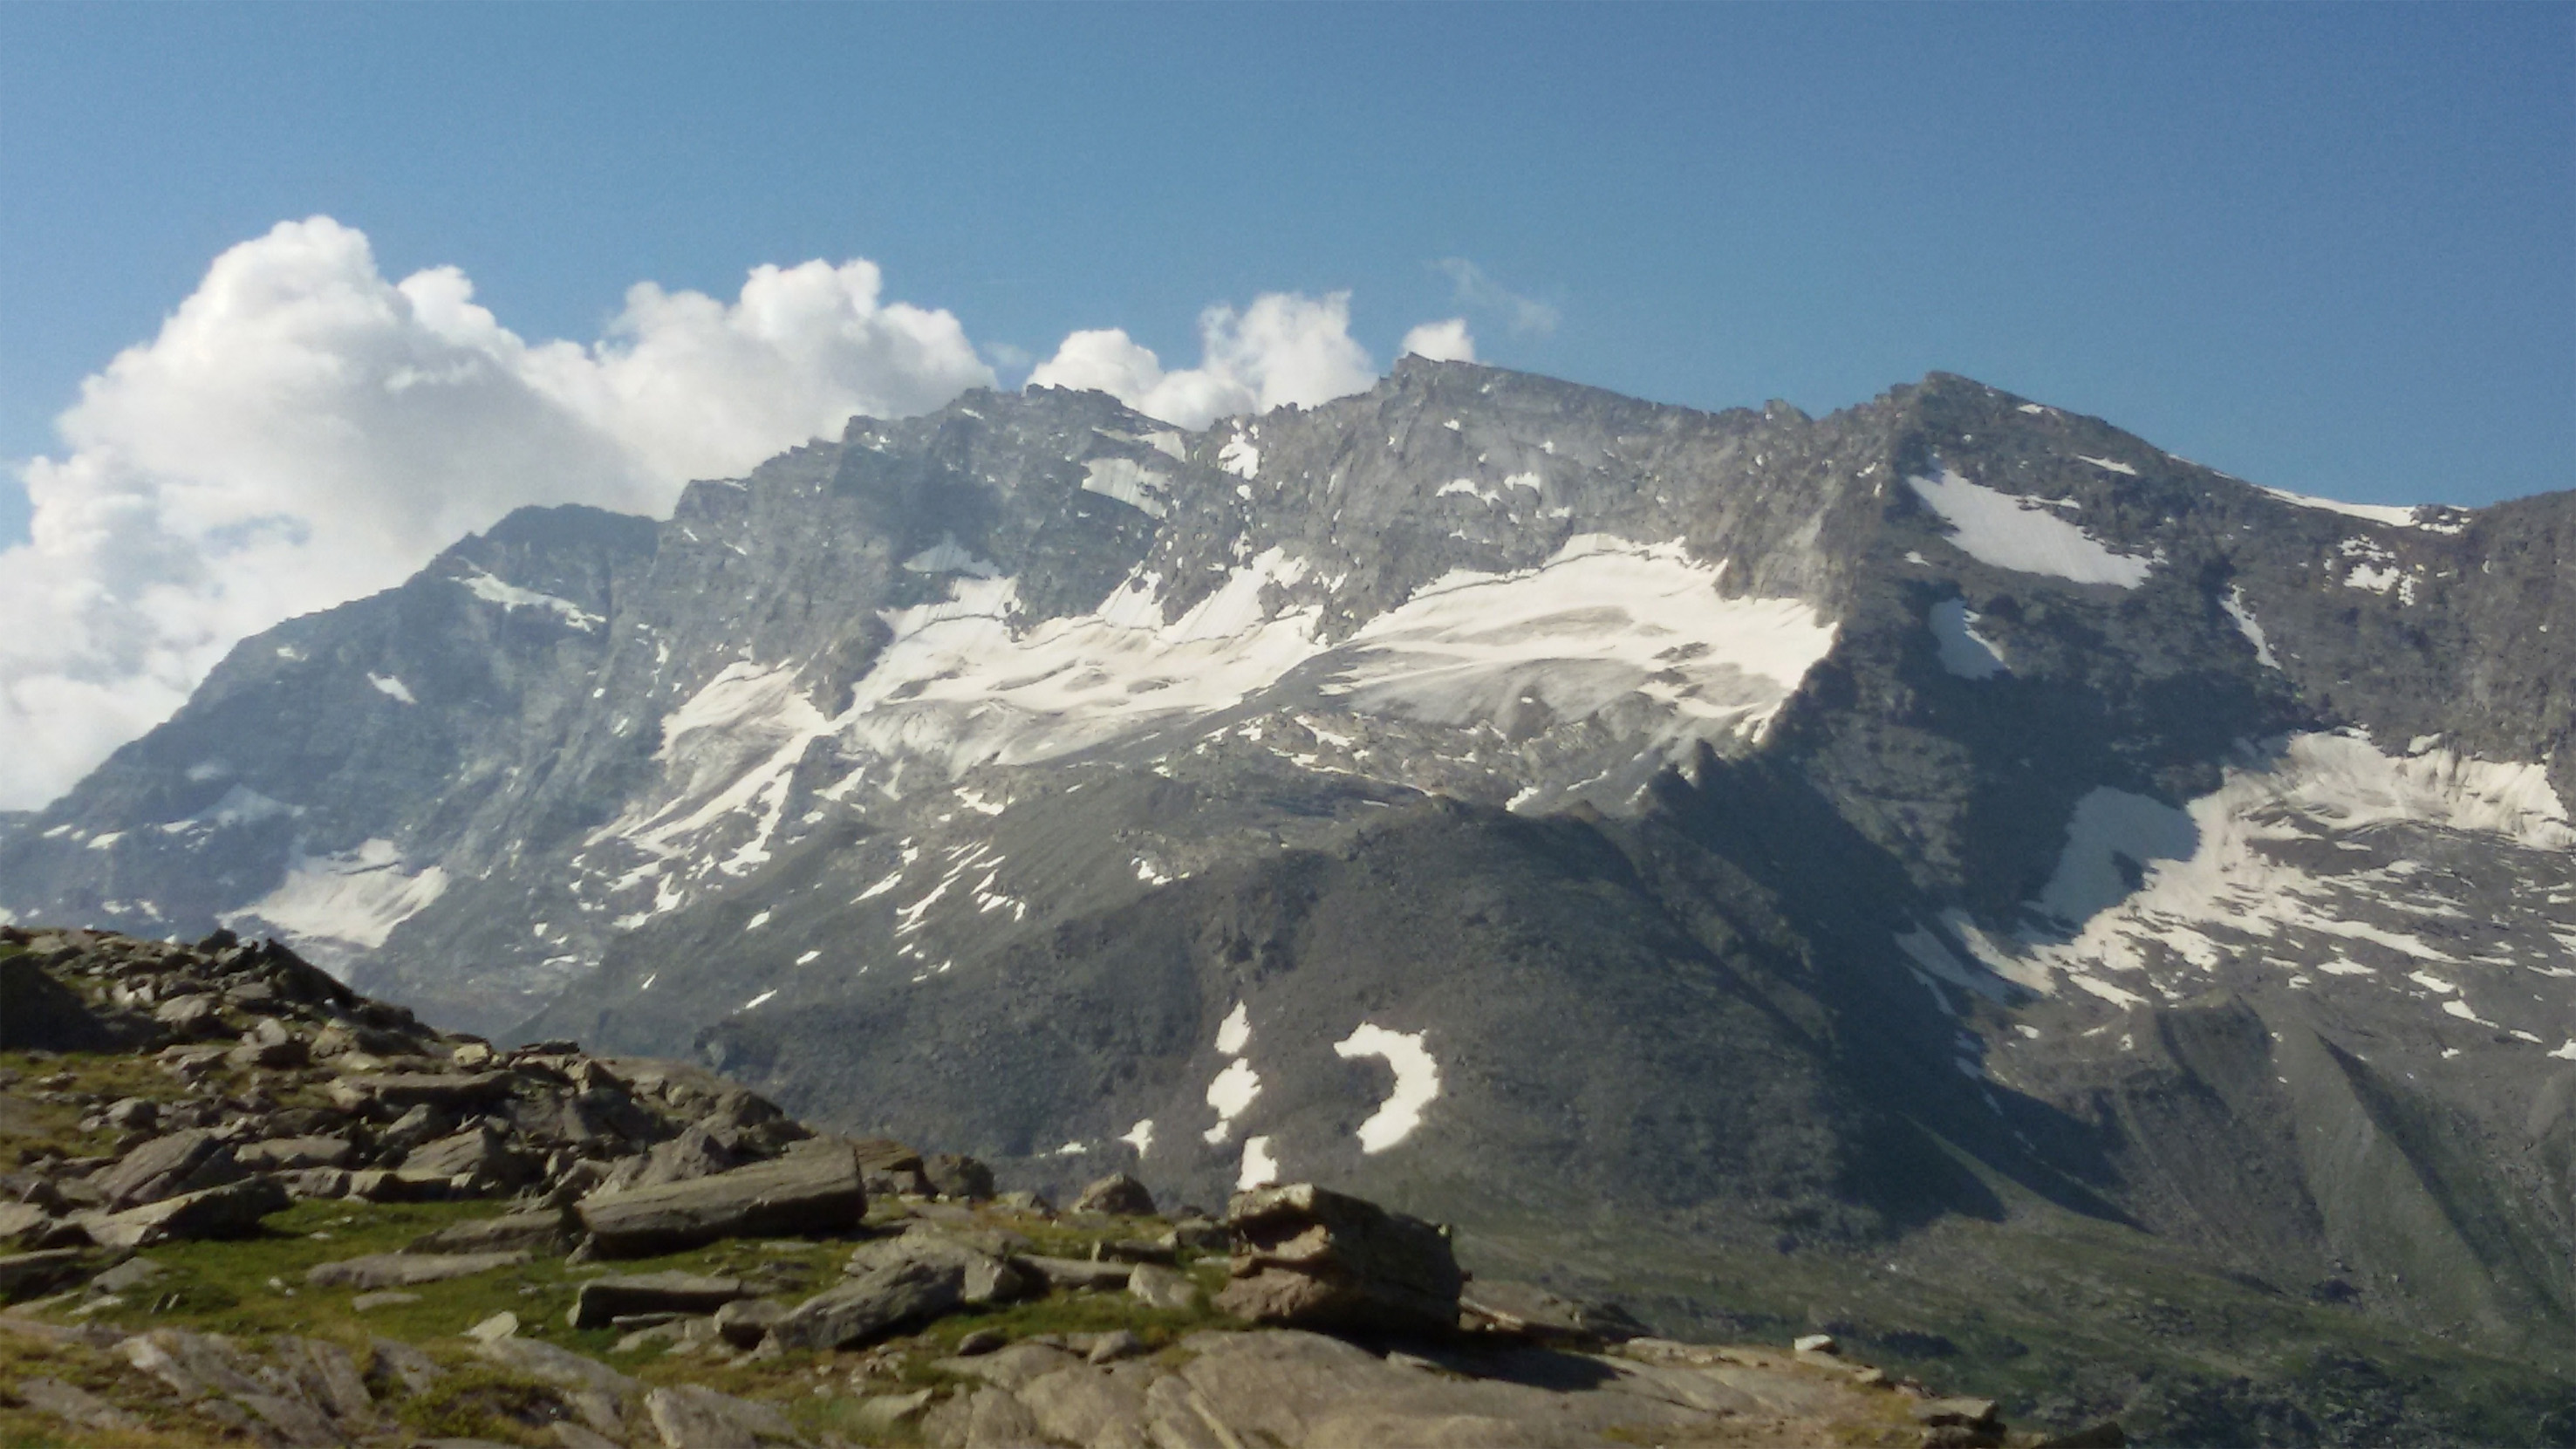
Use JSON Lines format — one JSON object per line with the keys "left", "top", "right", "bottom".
{"left": 1027, "top": 290, "right": 1384, "bottom": 429}
{"left": 1397, "top": 318, "right": 1477, "bottom": 363}
{"left": 0, "top": 215, "right": 990, "bottom": 810}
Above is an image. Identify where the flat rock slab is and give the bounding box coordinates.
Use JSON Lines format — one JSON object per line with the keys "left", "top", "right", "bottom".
{"left": 235, "top": 1136, "right": 356, "bottom": 1172}
{"left": 409, "top": 1207, "right": 574, "bottom": 1256}
{"left": 326, "top": 1071, "right": 510, "bottom": 1113}
{"left": 306, "top": 1250, "right": 528, "bottom": 1289}
{"left": 1015, "top": 1254, "right": 1133, "bottom": 1291}
{"left": 575, "top": 1143, "right": 863, "bottom": 1256}
{"left": 570, "top": 1271, "right": 756, "bottom": 1329}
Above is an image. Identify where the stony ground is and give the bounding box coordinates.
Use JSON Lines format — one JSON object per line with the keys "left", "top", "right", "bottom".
{"left": 0, "top": 926, "right": 2112, "bottom": 1448}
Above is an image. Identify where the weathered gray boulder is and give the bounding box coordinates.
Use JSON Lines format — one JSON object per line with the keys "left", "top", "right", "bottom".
{"left": 1459, "top": 1279, "right": 1647, "bottom": 1344}
{"left": 87, "top": 1174, "right": 288, "bottom": 1248}
{"left": 326, "top": 1070, "right": 509, "bottom": 1115}
{"left": 568, "top": 1271, "right": 757, "bottom": 1329}
{"left": 226, "top": 1016, "right": 308, "bottom": 1070}
{"left": 14, "top": 1375, "right": 141, "bottom": 1432}
{"left": 119, "top": 1327, "right": 268, "bottom": 1398}
{"left": 1014, "top": 1254, "right": 1133, "bottom": 1291}
{"left": 235, "top": 1136, "right": 356, "bottom": 1172}
{"left": 150, "top": 993, "right": 226, "bottom": 1040}
{"left": 846, "top": 1229, "right": 1029, "bottom": 1305}
{"left": 923, "top": 1152, "right": 994, "bottom": 1201}
{"left": 271, "top": 1336, "right": 375, "bottom": 1425}
{"left": 345, "top": 1168, "right": 457, "bottom": 1203}
{"left": 377, "top": 1103, "right": 452, "bottom": 1152}
{"left": 712, "top": 1295, "right": 789, "bottom": 1348}
{"left": 304, "top": 1250, "right": 527, "bottom": 1290}
{"left": 277, "top": 1167, "right": 353, "bottom": 1200}
{"left": 0, "top": 1200, "right": 53, "bottom": 1247}
{"left": 399, "top": 1122, "right": 536, "bottom": 1189}
{"left": 101, "top": 1097, "right": 159, "bottom": 1131}
{"left": 1129, "top": 1261, "right": 1199, "bottom": 1311}
{"left": 597, "top": 1122, "right": 736, "bottom": 1193}
{"left": 0, "top": 1248, "right": 88, "bottom": 1302}
{"left": 93, "top": 1128, "right": 241, "bottom": 1207}
{"left": 642, "top": 1383, "right": 798, "bottom": 1447}
{"left": 474, "top": 1333, "right": 639, "bottom": 1399}
{"left": 1215, "top": 1183, "right": 1463, "bottom": 1334}
{"left": 1072, "top": 1172, "right": 1155, "bottom": 1217}
{"left": 407, "top": 1206, "right": 575, "bottom": 1256}
{"left": 770, "top": 1257, "right": 964, "bottom": 1351}
{"left": 575, "top": 1142, "right": 863, "bottom": 1256}
{"left": 848, "top": 1137, "right": 931, "bottom": 1197}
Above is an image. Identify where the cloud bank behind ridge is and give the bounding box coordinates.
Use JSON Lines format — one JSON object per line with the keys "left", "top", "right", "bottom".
{"left": 0, "top": 216, "right": 1475, "bottom": 810}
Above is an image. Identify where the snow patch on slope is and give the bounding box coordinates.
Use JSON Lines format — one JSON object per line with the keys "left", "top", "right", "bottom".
{"left": 1961, "top": 732, "right": 2574, "bottom": 996}
{"left": 2259, "top": 486, "right": 2437, "bottom": 530}
{"left": 1908, "top": 468, "right": 2156, "bottom": 588}
{"left": 1322, "top": 534, "right": 1836, "bottom": 764}
{"left": 598, "top": 661, "right": 833, "bottom": 882}
{"left": 2221, "top": 587, "right": 2279, "bottom": 668}
{"left": 226, "top": 838, "right": 448, "bottom": 959}
{"left": 1928, "top": 599, "right": 2006, "bottom": 679}
{"left": 1333, "top": 1023, "right": 1440, "bottom": 1152}
{"left": 837, "top": 549, "right": 1322, "bottom": 778}
{"left": 1081, "top": 457, "right": 1171, "bottom": 518}
{"left": 457, "top": 568, "right": 603, "bottom": 630}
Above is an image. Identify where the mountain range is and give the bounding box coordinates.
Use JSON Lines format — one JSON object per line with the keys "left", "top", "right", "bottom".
{"left": 5, "top": 359, "right": 2572, "bottom": 1443}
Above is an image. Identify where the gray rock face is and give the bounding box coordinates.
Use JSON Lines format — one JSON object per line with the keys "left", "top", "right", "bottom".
{"left": 4, "top": 363, "right": 2573, "bottom": 1443}
{"left": 574, "top": 1143, "right": 864, "bottom": 1256}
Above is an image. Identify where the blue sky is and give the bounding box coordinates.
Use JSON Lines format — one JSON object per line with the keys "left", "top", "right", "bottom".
{"left": 5, "top": 1, "right": 2570, "bottom": 540}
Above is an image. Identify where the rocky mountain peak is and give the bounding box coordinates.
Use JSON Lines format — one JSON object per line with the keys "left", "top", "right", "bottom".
{"left": 2, "top": 366, "right": 2569, "bottom": 1443}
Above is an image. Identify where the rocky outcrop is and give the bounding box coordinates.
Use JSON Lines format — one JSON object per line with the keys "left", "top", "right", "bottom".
{"left": 1216, "top": 1182, "right": 1465, "bottom": 1334}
